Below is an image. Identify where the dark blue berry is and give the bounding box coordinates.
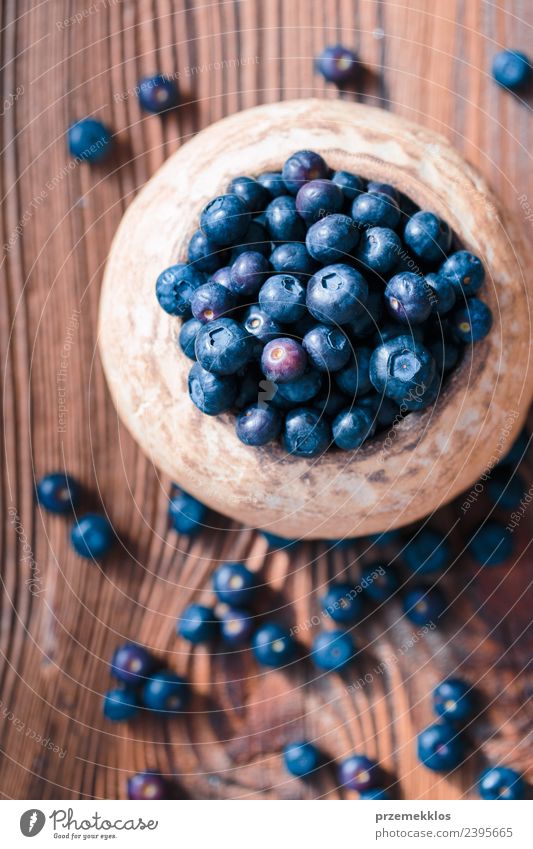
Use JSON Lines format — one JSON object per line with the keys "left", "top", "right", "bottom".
{"left": 385, "top": 272, "right": 433, "bottom": 324}
{"left": 359, "top": 788, "right": 391, "bottom": 800}
{"left": 212, "top": 562, "right": 256, "bottom": 605}
{"left": 332, "top": 406, "right": 375, "bottom": 450}
{"left": 103, "top": 688, "right": 139, "bottom": 721}
{"left": 403, "top": 585, "right": 446, "bottom": 625}
{"left": 295, "top": 179, "right": 344, "bottom": 224}
{"left": 403, "top": 528, "right": 451, "bottom": 575}
{"left": 344, "top": 288, "right": 383, "bottom": 337}
{"left": 335, "top": 348, "right": 373, "bottom": 397}
{"left": 338, "top": 755, "right": 381, "bottom": 790}
{"left": 361, "top": 563, "right": 399, "bottom": 602}
{"left": 219, "top": 608, "right": 254, "bottom": 645}
{"left": 367, "top": 181, "right": 399, "bottom": 203}
{"left": 404, "top": 210, "right": 452, "bottom": 264}
{"left": 252, "top": 623, "right": 295, "bottom": 667}
{"left": 425, "top": 273, "right": 456, "bottom": 315}
{"left": 243, "top": 306, "right": 282, "bottom": 343}
{"left": 257, "top": 171, "right": 287, "bottom": 198}
{"left": 200, "top": 194, "right": 251, "bottom": 246}
{"left": 429, "top": 333, "right": 461, "bottom": 375}
{"left": 357, "top": 393, "right": 400, "bottom": 428}
{"left": 282, "top": 150, "right": 329, "bottom": 195}
{"left": 492, "top": 50, "right": 531, "bottom": 90}
{"left": 478, "top": 766, "right": 525, "bottom": 800}
{"left": 487, "top": 467, "right": 525, "bottom": 509}
{"left": 417, "top": 723, "right": 465, "bottom": 771}
{"left": 259, "top": 275, "right": 307, "bottom": 323}
{"left": 439, "top": 250, "right": 485, "bottom": 298}
{"left": 190, "top": 282, "right": 236, "bottom": 323}
{"left": 468, "top": 521, "right": 513, "bottom": 567}
{"left": 312, "top": 387, "right": 348, "bottom": 419}
{"left": 451, "top": 298, "right": 492, "bottom": 343}
{"left": 195, "top": 318, "right": 253, "bottom": 375}
{"left": 261, "top": 338, "right": 307, "bottom": 383}
{"left": 332, "top": 170, "right": 364, "bottom": 202}
{"left": 188, "top": 230, "right": 229, "bottom": 273}
{"left": 188, "top": 362, "right": 238, "bottom": 414}
{"left": 322, "top": 583, "right": 362, "bottom": 623}
{"left": 177, "top": 604, "right": 218, "bottom": 643}
{"left": 433, "top": 679, "right": 475, "bottom": 723}
{"left": 137, "top": 74, "right": 179, "bottom": 113}
{"left": 351, "top": 192, "right": 401, "bottom": 229}
{"left": 127, "top": 771, "right": 169, "bottom": 800}
{"left": 111, "top": 643, "right": 156, "bottom": 686}
{"left": 315, "top": 44, "right": 359, "bottom": 85}
{"left": 270, "top": 242, "right": 317, "bottom": 280}
{"left": 36, "top": 472, "right": 81, "bottom": 514}
{"left": 306, "top": 214, "right": 359, "bottom": 264}
{"left": 236, "top": 404, "right": 282, "bottom": 445}
{"left": 311, "top": 630, "right": 354, "bottom": 670}
{"left": 303, "top": 325, "right": 351, "bottom": 372}
{"left": 234, "top": 368, "right": 262, "bottom": 410}
{"left": 70, "top": 513, "right": 113, "bottom": 559}
{"left": 283, "top": 741, "right": 321, "bottom": 777}
{"left": 67, "top": 118, "right": 113, "bottom": 162}
{"left": 376, "top": 320, "right": 425, "bottom": 345}
{"left": 168, "top": 489, "right": 206, "bottom": 534}
{"left": 228, "top": 175, "right": 270, "bottom": 213}
{"left": 142, "top": 671, "right": 190, "bottom": 713}
{"left": 231, "top": 220, "right": 271, "bottom": 258}
{"left": 356, "top": 226, "right": 402, "bottom": 276}
{"left": 260, "top": 531, "right": 299, "bottom": 550}
{"left": 155, "top": 263, "right": 204, "bottom": 316}
{"left": 265, "top": 196, "right": 306, "bottom": 241}
{"left": 179, "top": 318, "right": 202, "bottom": 359}
{"left": 370, "top": 335, "right": 436, "bottom": 404}
{"left": 307, "top": 264, "right": 368, "bottom": 325}
{"left": 276, "top": 370, "right": 322, "bottom": 404}
{"left": 229, "top": 251, "right": 270, "bottom": 296}
{"left": 283, "top": 408, "right": 331, "bottom": 457}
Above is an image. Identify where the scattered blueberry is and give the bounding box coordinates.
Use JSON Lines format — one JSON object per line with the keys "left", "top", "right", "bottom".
{"left": 212, "top": 562, "right": 256, "bottom": 605}
{"left": 403, "top": 585, "right": 446, "bottom": 625}
{"left": 168, "top": 489, "right": 206, "bottom": 535}
{"left": 338, "top": 754, "right": 381, "bottom": 790}
{"left": 403, "top": 528, "right": 451, "bottom": 575}
{"left": 417, "top": 723, "right": 465, "bottom": 771}
{"left": 219, "top": 608, "right": 254, "bottom": 645}
{"left": 283, "top": 740, "right": 321, "bottom": 777}
{"left": 67, "top": 118, "right": 113, "bottom": 162}
{"left": 316, "top": 44, "right": 359, "bottom": 85}
{"left": 36, "top": 472, "right": 81, "bottom": 514}
{"left": 177, "top": 604, "right": 218, "bottom": 643}
{"left": 103, "top": 687, "right": 139, "bottom": 721}
{"left": 252, "top": 622, "right": 295, "bottom": 667}
{"left": 142, "top": 671, "right": 190, "bottom": 712}
{"left": 433, "top": 678, "right": 475, "bottom": 724}
{"left": 111, "top": 643, "right": 156, "bottom": 686}
{"left": 468, "top": 521, "right": 513, "bottom": 567}
{"left": 311, "top": 630, "right": 355, "bottom": 671}
{"left": 492, "top": 50, "right": 531, "bottom": 91}
{"left": 70, "top": 513, "right": 113, "bottom": 559}
{"left": 137, "top": 74, "right": 179, "bottom": 113}
{"left": 322, "top": 583, "right": 362, "bottom": 623}
{"left": 127, "top": 771, "right": 169, "bottom": 800}
{"left": 361, "top": 563, "right": 399, "bottom": 603}
{"left": 478, "top": 765, "right": 525, "bottom": 800}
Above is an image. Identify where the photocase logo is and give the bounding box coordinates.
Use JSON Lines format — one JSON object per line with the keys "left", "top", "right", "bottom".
{"left": 258, "top": 378, "right": 277, "bottom": 409}
{"left": 20, "top": 809, "right": 46, "bottom": 837}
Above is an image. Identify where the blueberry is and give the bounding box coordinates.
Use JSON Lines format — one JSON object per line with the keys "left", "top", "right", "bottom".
{"left": 190, "top": 282, "right": 236, "bottom": 323}
{"left": 229, "top": 251, "right": 270, "bottom": 297}
{"left": 295, "top": 178, "right": 344, "bottom": 224}
{"left": 228, "top": 175, "right": 270, "bottom": 213}
{"left": 315, "top": 44, "right": 359, "bottom": 85}
{"left": 417, "top": 723, "right": 465, "bottom": 771}
{"left": 270, "top": 242, "right": 317, "bottom": 280}
{"left": 155, "top": 263, "right": 204, "bottom": 316}
{"left": 36, "top": 472, "right": 81, "bottom": 514}
{"left": 252, "top": 623, "right": 295, "bottom": 667}
{"left": 283, "top": 741, "right": 321, "bottom": 777}
{"left": 179, "top": 318, "right": 202, "bottom": 359}
{"left": 142, "top": 671, "right": 190, "bottom": 712}
{"left": 282, "top": 150, "right": 329, "bottom": 195}
{"left": 306, "top": 214, "right": 359, "bottom": 264}
{"left": 492, "top": 50, "right": 531, "bottom": 90}
{"left": 438, "top": 250, "right": 485, "bottom": 298}
{"left": 257, "top": 171, "right": 287, "bottom": 198}
{"left": 195, "top": 318, "right": 253, "bottom": 375}
{"left": 370, "top": 335, "right": 436, "bottom": 404}
{"left": 361, "top": 563, "right": 399, "bottom": 602}
{"left": 384, "top": 272, "right": 433, "bottom": 324}
{"left": 111, "top": 643, "right": 156, "bottom": 686}
{"left": 177, "top": 604, "right": 218, "bottom": 643}
{"left": 231, "top": 219, "right": 271, "bottom": 259}
{"left": 234, "top": 368, "right": 262, "bottom": 410}
{"left": 311, "top": 630, "right": 355, "bottom": 670}
{"left": 188, "top": 230, "right": 229, "bottom": 273}
{"left": 359, "top": 788, "right": 391, "bottom": 800}
{"left": 168, "top": 489, "right": 207, "bottom": 534}
{"left": 236, "top": 404, "right": 282, "bottom": 446}
{"left": 259, "top": 274, "right": 307, "bottom": 323}
{"left": 103, "top": 688, "right": 139, "bottom": 721}
{"left": 303, "top": 325, "right": 351, "bottom": 372}
{"left": 400, "top": 372, "right": 441, "bottom": 412}
{"left": 283, "top": 408, "right": 331, "bottom": 457}
{"left": 127, "top": 771, "right": 169, "bottom": 800}
{"left": 404, "top": 210, "right": 452, "bottom": 264}
{"left": 332, "top": 170, "right": 364, "bottom": 202}
{"left": 425, "top": 273, "right": 456, "bottom": 315}
{"left": 313, "top": 387, "right": 348, "bottom": 419}
{"left": 367, "top": 181, "right": 399, "bottom": 203}
{"left": 70, "top": 513, "right": 113, "bottom": 559}
{"left": 403, "top": 528, "right": 451, "bottom": 574}
{"left": 212, "top": 562, "right": 256, "bottom": 605}
{"left": 332, "top": 406, "right": 376, "bottom": 450}
{"left": 338, "top": 755, "right": 381, "bottom": 790}
{"left": 322, "top": 583, "right": 362, "bottom": 623}
{"left": 67, "top": 118, "right": 113, "bottom": 162}
{"left": 276, "top": 370, "right": 322, "bottom": 404}
{"left": 265, "top": 196, "right": 306, "bottom": 241}
{"left": 137, "top": 74, "right": 179, "bottom": 113}
{"left": 451, "top": 298, "right": 492, "bottom": 343}
{"left": 403, "top": 585, "right": 446, "bottom": 625}
{"left": 357, "top": 393, "right": 400, "bottom": 429}
{"left": 200, "top": 194, "right": 251, "bottom": 246}
{"left": 351, "top": 192, "right": 401, "bottom": 229}
{"left": 243, "top": 306, "right": 282, "bottom": 344}
{"left": 307, "top": 264, "right": 368, "bottom": 325}
{"left": 376, "top": 320, "right": 425, "bottom": 345}
{"left": 344, "top": 288, "right": 383, "bottom": 337}
{"left": 428, "top": 329, "right": 461, "bottom": 374}
{"left": 220, "top": 608, "right": 254, "bottom": 645}
{"left": 188, "top": 362, "right": 238, "bottom": 414}
{"left": 261, "top": 338, "right": 307, "bottom": 383}
{"left": 468, "top": 521, "right": 513, "bottom": 567}
{"left": 433, "top": 679, "right": 475, "bottom": 723}
{"left": 487, "top": 467, "right": 525, "bottom": 509}
{"left": 478, "top": 766, "right": 525, "bottom": 800}
{"left": 356, "top": 227, "right": 402, "bottom": 276}
{"left": 335, "top": 348, "right": 373, "bottom": 397}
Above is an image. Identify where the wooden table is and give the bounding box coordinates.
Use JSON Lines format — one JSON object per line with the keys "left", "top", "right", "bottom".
{"left": 1, "top": 0, "right": 531, "bottom": 800}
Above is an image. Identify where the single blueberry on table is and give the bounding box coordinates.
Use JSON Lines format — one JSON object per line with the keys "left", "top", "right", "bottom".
{"left": 168, "top": 489, "right": 207, "bottom": 535}
{"left": 332, "top": 406, "right": 376, "bottom": 450}
{"left": 155, "top": 263, "right": 204, "bottom": 316}
{"left": 177, "top": 603, "right": 218, "bottom": 643}
{"left": 127, "top": 771, "right": 169, "bottom": 800}
{"left": 252, "top": 623, "right": 295, "bottom": 667}
{"left": 306, "top": 214, "right": 359, "bottom": 264}
{"left": 356, "top": 226, "right": 402, "bottom": 276}
{"left": 417, "top": 723, "right": 465, "bottom": 772}
{"left": 188, "top": 229, "right": 229, "bottom": 273}
{"left": 200, "top": 194, "right": 251, "bottom": 246}
{"left": 188, "top": 362, "right": 238, "bottom": 415}
{"left": 451, "top": 298, "right": 493, "bottom": 343}
{"left": 468, "top": 521, "right": 513, "bottom": 567}
{"left": 236, "top": 404, "right": 282, "bottom": 446}
{"left": 231, "top": 219, "right": 271, "bottom": 259}
{"left": 425, "top": 273, "right": 456, "bottom": 315}
{"left": 67, "top": 118, "right": 113, "bottom": 162}
{"left": 332, "top": 170, "right": 364, "bottom": 202}
{"left": 219, "top": 608, "right": 254, "bottom": 645}
{"left": 306, "top": 263, "right": 369, "bottom": 326}
{"left": 295, "top": 178, "right": 344, "bottom": 224}
{"left": 359, "top": 788, "right": 391, "bottom": 800}
{"left": 283, "top": 408, "right": 331, "bottom": 457}
{"left": 212, "top": 562, "right": 257, "bottom": 605}
{"left": 281, "top": 149, "right": 329, "bottom": 195}
{"left": 439, "top": 249, "right": 485, "bottom": 298}
{"left": 103, "top": 688, "right": 139, "bottom": 721}
{"left": 315, "top": 44, "right": 359, "bottom": 85}
{"left": 265, "top": 195, "right": 306, "bottom": 241}
{"left": 432, "top": 678, "right": 475, "bottom": 724}
{"left": 384, "top": 272, "right": 433, "bottom": 324}
{"left": 257, "top": 170, "right": 287, "bottom": 198}
{"left": 229, "top": 250, "right": 270, "bottom": 297}
{"left": 404, "top": 210, "right": 452, "bottom": 264}
{"left": 335, "top": 348, "right": 373, "bottom": 397}
{"left": 283, "top": 741, "right": 321, "bottom": 777}
{"left": 70, "top": 513, "right": 113, "bottom": 559}
{"left": 403, "top": 528, "right": 451, "bottom": 575}
{"left": 178, "top": 317, "right": 202, "bottom": 360}
{"left": 311, "top": 629, "right": 355, "bottom": 671}
{"left": 259, "top": 274, "right": 307, "bottom": 323}
{"left": 110, "top": 643, "right": 156, "bottom": 686}
{"left": 478, "top": 766, "right": 526, "bottom": 800}
{"left": 243, "top": 306, "right": 282, "bottom": 344}
{"left": 276, "top": 370, "right": 322, "bottom": 404}
{"left": 403, "top": 585, "right": 446, "bottom": 625}
{"left": 303, "top": 325, "right": 351, "bottom": 372}
{"left": 195, "top": 318, "right": 253, "bottom": 375}
{"left": 137, "top": 74, "right": 179, "bottom": 113}
{"left": 370, "top": 335, "right": 436, "bottom": 404}
{"left": 190, "top": 282, "right": 236, "bottom": 323}
{"left": 142, "top": 671, "right": 190, "bottom": 713}
{"left": 361, "top": 563, "right": 399, "bottom": 603}
{"left": 487, "top": 467, "right": 526, "bottom": 510}
{"left": 492, "top": 50, "right": 531, "bottom": 91}
{"left": 270, "top": 242, "right": 317, "bottom": 280}
{"left": 228, "top": 175, "right": 270, "bottom": 213}
{"left": 367, "top": 181, "right": 399, "bottom": 203}
{"left": 351, "top": 192, "right": 401, "bottom": 229}
{"left": 36, "top": 472, "right": 81, "bottom": 514}
{"left": 261, "top": 338, "right": 308, "bottom": 383}
{"left": 338, "top": 755, "right": 381, "bottom": 790}
{"left": 322, "top": 583, "right": 362, "bottom": 623}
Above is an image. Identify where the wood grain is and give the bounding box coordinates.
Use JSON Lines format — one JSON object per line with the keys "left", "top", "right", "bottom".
{"left": 1, "top": 0, "right": 532, "bottom": 801}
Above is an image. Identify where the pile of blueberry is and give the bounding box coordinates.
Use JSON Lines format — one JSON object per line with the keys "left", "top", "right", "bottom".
{"left": 156, "top": 149, "right": 493, "bottom": 457}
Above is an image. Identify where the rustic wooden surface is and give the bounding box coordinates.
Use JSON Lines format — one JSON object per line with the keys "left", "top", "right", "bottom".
{"left": 1, "top": 0, "right": 532, "bottom": 800}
